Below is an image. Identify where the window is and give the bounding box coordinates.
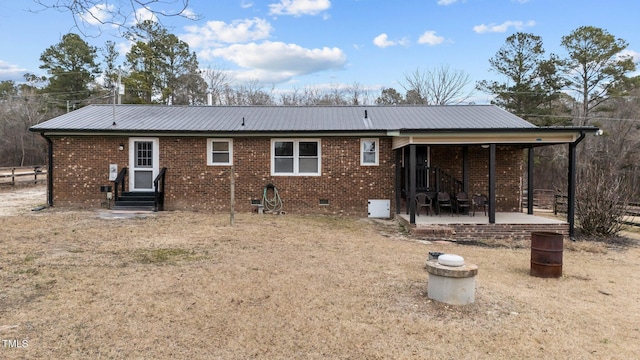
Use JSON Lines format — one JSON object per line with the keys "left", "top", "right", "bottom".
{"left": 207, "top": 139, "right": 233, "bottom": 165}
{"left": 135, "top": 141, "right": 153, "bottom": 168}
{"left": 361, "top": 138, "right": 379, "bottom": 166}
{"left": 271, "top": 139, "right": 321, "bottom": 176}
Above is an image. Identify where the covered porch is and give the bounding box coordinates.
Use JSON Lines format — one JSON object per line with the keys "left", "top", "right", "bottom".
{"left": 391, "top": 126, "right": 598, "bottom": 239}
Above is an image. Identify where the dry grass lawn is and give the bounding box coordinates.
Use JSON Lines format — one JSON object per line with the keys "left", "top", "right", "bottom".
{"left": 1, "top": 186, "right": 639, "bottom": 359}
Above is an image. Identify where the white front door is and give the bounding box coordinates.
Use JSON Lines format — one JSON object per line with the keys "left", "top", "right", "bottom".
{"left": 129, "top": 138, "right": 159, "bottom": 192}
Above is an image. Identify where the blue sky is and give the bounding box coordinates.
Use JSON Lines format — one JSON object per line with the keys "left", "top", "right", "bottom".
{"left": 1, "top": 0, "right": 639, "bottom": 103}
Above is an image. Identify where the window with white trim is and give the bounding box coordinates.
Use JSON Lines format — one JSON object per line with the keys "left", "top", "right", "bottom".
{"left": 207, "top": 139, "right": 233, "bottom": 165}
{"left": 361, "top": 138, "right": 379, "bottom": 166}
{"left": 271, "top": 139, "right": 321, "bottom": 176}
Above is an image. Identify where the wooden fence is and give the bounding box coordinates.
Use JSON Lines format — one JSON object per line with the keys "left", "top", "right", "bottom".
{"left": 522, "top": 190, "right": 639, "bottom": 227}
{"left": 553, "top": 194, "right": 640, "bottom": 227}
{"left": 0, "top": 166, "right": 47, "bottom": 185}
{"left": 522, "top": 189, "right": 555, "bottom": 210}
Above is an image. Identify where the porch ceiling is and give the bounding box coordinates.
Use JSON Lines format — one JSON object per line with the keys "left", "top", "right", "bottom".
{"left": 390, "top": 129, "right": 589, "bottom": 149}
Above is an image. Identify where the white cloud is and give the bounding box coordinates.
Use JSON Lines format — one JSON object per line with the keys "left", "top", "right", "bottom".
{"left": 418, "top": 31, "right": 445, "bottom": 45}
{"left": 618, "top": 49, "right": 640, "bottom": 62}
{"left": 182, "top": 18, "right": 273, "bottom": 48}
{"left": 198, "top": 41, "right": 345, "bottom": 84}
{"left": 181, "top": 8, "right": 199, "bottom": 21}
{"left": 226, "top": 68, "right": 298, "bottom": 84}
{"left": 0, "top": 60, "right": 28, "bottom": 82}
{"left": 618, "top": 49, "right": 640, "bottom": 76}
{"left": 269, "top": 0, "right": 331, "bottom": 17}
{"left": 437, "top": 0, "right": 458, "bottom": 5}
{"left": 373, "top": 33, "right": 408, "bottom": 48}
{"left": 132, "top": 7, "right": 158, "bottom": 24}
{"left": 241, "top": 1, "right": 254, "bottom": 8}
{"left": 373, "top": 34, "right": 395, "bottom": 48}
{"left": 206, "top": 41, "right": 345, "bottom": 73}
{"left": 79, "top": 4, "right": 116, "bottom": 25}
{"left": 473, "top": 20, "right": 535, "bottom": 34}
{"left": 116, "top": 41, "right": 132, "bottom": 56}
{"left": 373, "top": 36, "right": 387, "bottom": 47}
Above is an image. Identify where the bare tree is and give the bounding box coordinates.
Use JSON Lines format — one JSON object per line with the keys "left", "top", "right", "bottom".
{"left": 572, "top": 94, "right": 640, "bottom": 236}
{"left": 302, "top": 87, "right": 327, "bottom": 105}
{"left": 218, "top": 80, "right": 274, "bottom": 105}
{"left": 201, "top": 65, "right": 229, "bottom": 106}
{"left": 402, "top": 65, "right": 473, "bottom": 105}
{"left": 279, "top": 88, "right": 303, "bottom": 106}
{"left": 344, "top": 82, "right": 369, "bottom": 105}
{"left": 575, "top": 159, "right": 632, "bottom": 236}
{"left": 0, "top": 84, "right": 50, "bottom": 166}
{"left": 401, "top": 68, "right": 428, "bottom": 104}
{"left": 32, "top": 0, "right": 199, "bottom": 35}
{"left": 326, "top": 83, "right": 347, "bottom": 105}
{"left": 427, "top": 65, "right": 473, "bottom": 105}
{"left": 239, "top": 80, "right": 274, "bottom": 105}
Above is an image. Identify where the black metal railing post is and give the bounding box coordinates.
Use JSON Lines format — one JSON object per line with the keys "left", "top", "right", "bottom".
{"left": 153, "top": 167, "right": 167, "bottom": 212}
{"left": 113, "top": 167, "right": 127, "bottom": 201}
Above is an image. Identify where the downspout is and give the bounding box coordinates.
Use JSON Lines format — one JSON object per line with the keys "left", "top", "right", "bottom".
{"left": 39, "top": 133, "right": 53, "bottom": 207}
{"left": 567, "top": 131, "right": 586, "bottom": 239}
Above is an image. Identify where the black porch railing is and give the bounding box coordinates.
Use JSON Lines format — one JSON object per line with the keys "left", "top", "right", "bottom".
{"left": 411, "top": 165, "right": 464, "bottom": 195}
{"left": 113, "top": 167, "right": 127, "bottom": 201}
{"left": 153, "top": 167, "right": 167, "bottom": 212}
{"left": 432, "top": 166, "right": 464, "bottom": 196}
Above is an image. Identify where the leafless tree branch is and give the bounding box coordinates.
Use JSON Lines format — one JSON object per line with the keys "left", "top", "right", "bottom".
{"left": 31, "top": 0, "right": 200, "bottom": 36}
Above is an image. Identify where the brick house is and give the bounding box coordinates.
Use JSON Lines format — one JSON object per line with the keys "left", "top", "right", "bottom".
{"left": 30, "top": 104, "right": 596, "bottom": 237}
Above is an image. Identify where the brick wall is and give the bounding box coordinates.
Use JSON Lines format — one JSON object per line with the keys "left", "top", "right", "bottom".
{"left": 399, "top": 216, "right": 570, "bottom": 242}
{"left": 159, "top": 136, "right": 395, "bottom": 215}
{"left": 409, "top": 222, "right": 569, "bottom": 242}
{"left": 50, "top": 136, "right": 526, "bottom": 215}
{"left": 51, "top": 136, "right": 129, "bottom": 208}
{"left": 431, "top": 145, "right": 524, "bottom": 212}
{"left": 50, "top": 136, "right": 395, "bottom": 216}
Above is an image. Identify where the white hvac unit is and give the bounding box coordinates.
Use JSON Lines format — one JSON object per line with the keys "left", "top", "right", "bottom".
{"left": 368, "top": 199, "right": 390, "bottom": 218}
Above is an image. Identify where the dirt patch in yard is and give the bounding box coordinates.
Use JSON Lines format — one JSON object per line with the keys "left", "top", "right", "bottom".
{"left": 0, "top": 185, "right": 48, "bottom": 216}
{"left": 1, "top": 186, "right": 639, "bottom": 359}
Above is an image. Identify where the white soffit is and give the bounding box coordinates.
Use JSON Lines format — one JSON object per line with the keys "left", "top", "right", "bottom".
{"left": 391, "top": 131, "right": 581, "bottom": 149}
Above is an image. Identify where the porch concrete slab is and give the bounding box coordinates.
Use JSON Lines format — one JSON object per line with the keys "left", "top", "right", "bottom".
{"left": 398, "top": 212, "right": 567, "bottom": 226}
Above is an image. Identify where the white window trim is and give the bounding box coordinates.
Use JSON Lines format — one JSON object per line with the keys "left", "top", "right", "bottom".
{"left": 271, "top": 139, "right": 321, "bottom": 176}
{"left": 207, "top": 138, "right": 233, "bottom": 166}
{"left": 360, "top": 138, "right": 379, "bottom": 166}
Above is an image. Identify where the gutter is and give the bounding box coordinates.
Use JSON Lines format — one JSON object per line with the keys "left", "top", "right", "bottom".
{"left": 39, "top": 133, "right": 53, "bottom": 207}
{"left": 572, "top": 130, "right": 586, "bottom": 145}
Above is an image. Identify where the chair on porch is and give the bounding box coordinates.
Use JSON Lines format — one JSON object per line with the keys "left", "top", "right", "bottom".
{"left": 472, "top": 194, "right": 488, "bottom": 216}
{"left": 455, "top": 192, "right": 471, "bottom": 216}
{"left": 437, "top": 192, "right": 454, "bottom": 216}
{"left": 415, "top": 193, "right": 434, "bottom": 216}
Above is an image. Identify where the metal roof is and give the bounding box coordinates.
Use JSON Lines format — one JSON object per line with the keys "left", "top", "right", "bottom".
{"left": 30, "top": 104, "right": 540, "bottom": 133}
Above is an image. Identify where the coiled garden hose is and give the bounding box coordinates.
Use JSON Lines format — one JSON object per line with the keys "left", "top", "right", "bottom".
{"left": 262, "top": 184, "right": 283, "bottom": 212}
